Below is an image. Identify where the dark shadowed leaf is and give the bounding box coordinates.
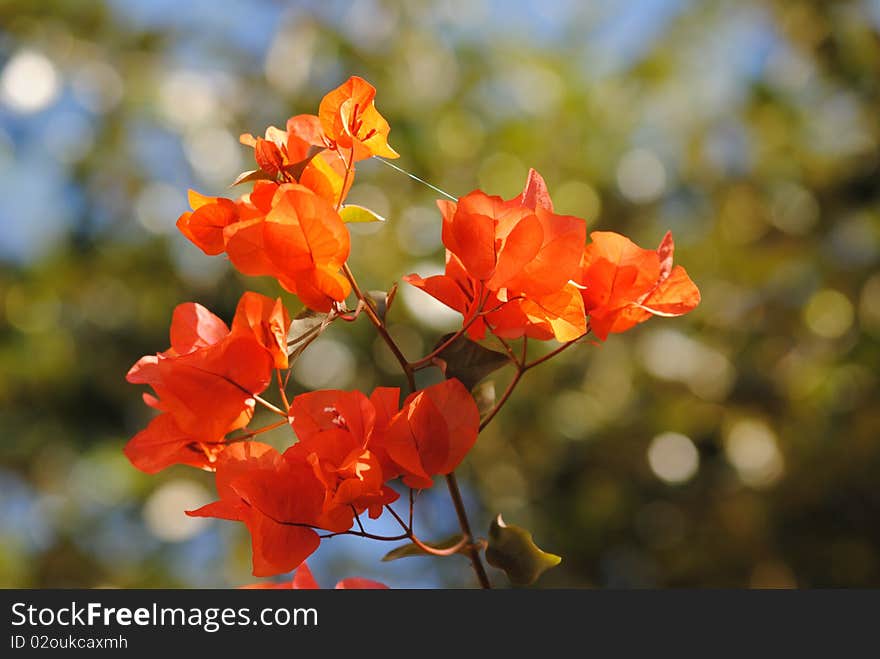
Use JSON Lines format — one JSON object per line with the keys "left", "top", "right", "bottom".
{"left": 230, "top": 168, "right": 274, "bottom": 187}
{"left": 485, "top": 514, "right": 561, "bottom": 586}
{"left": 432, "top": 334, "right": 509, "bottom": 389}
{"left": 382, "top": 535, "right": 465, "bottom": 561}
{"left": 283, "top": 145, "right": 325, "bottom": 180}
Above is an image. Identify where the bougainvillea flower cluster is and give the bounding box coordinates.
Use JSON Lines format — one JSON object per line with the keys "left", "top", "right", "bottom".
{"left": 125, "top": 292, "right": 288, "bottom": 473}
{"left": 126, "top": 76, "right": 700, "bottom": 588}
{"left": 180, "top": 379, "right": 477, "bottom": 576}
{"left": 406, "top": 169, "right": 699, "bottom": 343}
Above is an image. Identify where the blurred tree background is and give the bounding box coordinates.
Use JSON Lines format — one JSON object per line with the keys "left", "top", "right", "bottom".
{"left": 1, "top": 0, "right": 878, "bottom": 588}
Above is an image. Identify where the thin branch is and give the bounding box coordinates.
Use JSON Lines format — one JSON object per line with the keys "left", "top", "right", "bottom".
{"left": 317, "top": 529, "right": 411, "bottom": 541}
{"left": 383, "top": 504, "right": 469, "bottom": 558}
{"left": 384, "top": 503, "right": 411, "bottom": 534}
{"left": 479, "top": 366, "right": 523, "bottom": 432}
{"left": 410, "top": 287, "right": 490, "bottom": 370}
{"left": 351, "top": 507, "right": 366, "bottom": 534}
{"left": 241, "top": 500, "right": 410, "bottom": 542}
{"left": 342, "top": 262, "right": 416, "bottom": 392}
{"left": 523, "top": 330, "right": 588, "bottom": 371}
{"left": 444, "top": 473, "right": 491, "bottom": 588}
{"left": 228, "top": 419, "right": 288, "bottom": 442}
{"left": 495, "top": 335, "right": 521, "bottom": 367}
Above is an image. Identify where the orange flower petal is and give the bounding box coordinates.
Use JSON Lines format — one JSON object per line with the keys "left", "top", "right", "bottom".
{"left": 168, "top": 302, "right": 229, "bottom": 355}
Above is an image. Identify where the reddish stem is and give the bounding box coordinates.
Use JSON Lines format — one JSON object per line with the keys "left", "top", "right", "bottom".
{"left": 523, "top": 336, "right": 582, "bottom": 371}
{"left": 383, "top": 504, "right": 468, "bottom": 557}
{"left": 276, "top": 370, "right": 290, "bottom": 411}
{"left": 228, "top": 418, "right": 289, "bottom": 442}
{"left": 341, "top": 262, "right": 416, "bottom": 392}
{"left": 479, "top": 366, "right": 523, "bottom": 432}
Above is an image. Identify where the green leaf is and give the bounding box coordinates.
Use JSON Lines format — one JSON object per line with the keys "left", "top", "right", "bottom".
{"left": 485, "top": 514, "right": 562, "bottom": 586}
{"left": 340, "top": 204, "right": 386, "bottom": 223}
{"left": 287, "top": 308, "right": 331, "bottom": 359}
{"left": 433, "top": 334, "right": 510, "bottom": 389}
{"left": 382, "top": 535, "right": 464, "bottom": 561}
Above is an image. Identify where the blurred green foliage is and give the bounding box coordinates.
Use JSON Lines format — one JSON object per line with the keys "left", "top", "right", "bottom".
{"left": 0, "top": 0, "right": 878, "bottom": 587}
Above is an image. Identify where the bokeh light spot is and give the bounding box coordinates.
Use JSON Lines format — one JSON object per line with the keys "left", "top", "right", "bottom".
{"left": 0, "top": 50, "right": 60, "bottom": 114}
{"left": 143, "top": 480, "right": 212, "bottom": 543}
{"left": 616, "top": 148, "right": 666, "bottom": 203}
{"left": 723, "top": 419, "right": 784, "bottom": 488}
{"left": 803, "top": 289, "right": 854, "bottom": 339}
{"left": 647, "top": 432, "right": 699, "bottom": 484}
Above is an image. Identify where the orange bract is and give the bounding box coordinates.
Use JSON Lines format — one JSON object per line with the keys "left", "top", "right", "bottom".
{"left": 177, "top": 182, "right": 352, "bottom": 313}
{"left": 319, "top": 76, "right": 399, "bottom": 161}
{"left": 406, "top": 169, "right": 587, "bottom": 343}
{"left": 262, "top": 184, "right": 352, "bottom": 312}
{"left": 486, "top": 282, "right": 587, "bottom": 343}
{"left": 230, "top": 291, "right": 291, "bottom": 369}
{"left": 176, "top": 79, "right": 399, "bottom": 313}
{"left": 578, "top": 231, "right": 701, "bottom": 340}
{"left": 239, "top": 114, "right": 353, "bottom": 207}
{"left": 176, "top": 193, "right": 237, "bottom": 256}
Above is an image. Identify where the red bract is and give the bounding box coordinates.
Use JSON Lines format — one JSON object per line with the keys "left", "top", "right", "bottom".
{"left": 187, "top": 442, "right": 326, "bottom": 577}
{"left": 287, "top": 389, "right": 399, "bottom": 521}
{"left": 124, "top": 412, "right": 225, "bottom": 474}
{"left": 184, "top": 379, "right": 481, "bottom": 576}
{"left": 242, "top": 562, "right": 389, "bottom": 589}
{"left": 578, "top": 231, "right": 701, "bottom": 340}
{"left": 318, "top": 76, "right": 398, "bottom": 161}
{"left": 382, "top": 379, "right": 480, "bottom": 489}
{"left": 124, "top": 292, "right": 289, "bottom": 473}
{"left": 406, "top": 169, "right": 587, "bottom": 343}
